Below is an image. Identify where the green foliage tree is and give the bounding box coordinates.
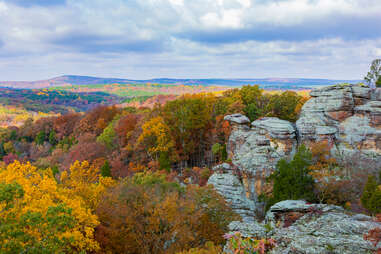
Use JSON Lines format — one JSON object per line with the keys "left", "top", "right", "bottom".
{"left": 0, "top": 143, "right": 5, "bottom": 160}
{"left": 361, "top": 175, "right": 381, "bottom": 214}
{"left": 48, "top": 130, "right": 58, "bottom": 146}
{"left": 97, "top": 122, "right": 117, "bottom": 149}
{"left": 100, "top": 160, "right": 112, "bottom": 178}
{"left": 3, "top": 141, "right": 15, "bottom": 154}
{"left": 368, "top": 190, "right": 381, "bottom": 214}
{"left": 212, "top": 143, "right": 227, "bottom": 162}
{"left": 35, "top": 130, "right": 46, "bottom": 145}
{"left": 244, "top": 103, "right": 260, "bottom": 122}
{"left": 266, "top": 145, "right": 316, "bottom": 210}
{"left": 239, "top": 85, "right": 263, "bottom": 106}
{"left": 158, "top": 151, "right": 171, "bottom": 171}
{"left": 365, "top": 59, "right": 381, "bottom": 88}
{"left": 268, "top": 91, "right": 303, "bottom": 122}
{"left": 239, "top": 85, "right": 264, "bottom": 121}
{"left": 0, "top": 183, "right": 78, "bottom": 253}
{"left": 377, "top": 76, "right": 381, "bottom": 88}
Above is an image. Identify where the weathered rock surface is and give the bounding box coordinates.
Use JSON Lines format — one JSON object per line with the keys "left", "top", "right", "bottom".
{"left": 207, "top": 164, "right": 256, "bottom": 222}
{"left": 209, "top": 84, "right": 381, "bottom": 218}
{"left": 227, "top": 200, "right": 380, "bottom": 254}
{"left": 209, "top": 84, "right": 381, "bottom": 253}
{"left": 224, "top": 113, "right": 250, "bottom": 125}
{"left": 297, "top": 84, "right": 381, "bottom": 161}
{"left": 223, "top": 117, "right": 297, "bottom": 218}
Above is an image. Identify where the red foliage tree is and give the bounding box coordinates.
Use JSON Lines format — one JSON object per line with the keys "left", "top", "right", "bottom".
{"left": 75, "top": 106, "right": 120, "bottom": 136}
{"left": 63, "top": 133, "right": 106, "bottom": 169}
{"left": 53, "top": 113, "right": 81, "bottom": 140}
{"left": 364, "top": 214, "right": 381, "bottom": 254}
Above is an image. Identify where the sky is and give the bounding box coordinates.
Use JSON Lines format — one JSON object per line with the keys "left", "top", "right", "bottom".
{"left": 0, "top": 0, "right": 380, "bottom": 81}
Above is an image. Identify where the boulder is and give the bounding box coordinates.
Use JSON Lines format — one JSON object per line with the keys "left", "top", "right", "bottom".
{"left": 224, "top": 113, "right": 250, "bottom": 124}
{"left": 226, "top": 200, "right": 380, "bottom": 254}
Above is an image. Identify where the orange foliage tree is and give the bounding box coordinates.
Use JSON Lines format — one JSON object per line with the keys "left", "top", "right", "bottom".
{"left": 95, "top": 171, "right": 238, "bottom": 254}
{"left": 309, "top": 141, "right": 352, "bottom": 206}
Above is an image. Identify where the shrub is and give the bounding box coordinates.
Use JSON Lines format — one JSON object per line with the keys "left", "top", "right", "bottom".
{"left": 308, "top": 141, "right": 353, "bottom": 206}
{"left": 224, "top": 232, "right": 276, "bottom": 254}
{"left": 176, "top": 242, "right": 221, "bottom": 254}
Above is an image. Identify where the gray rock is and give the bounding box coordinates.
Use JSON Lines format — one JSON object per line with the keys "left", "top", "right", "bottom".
{"left": 211, "top": 163, "right": 232, "bottom": 172}
{"left": 297, "top": 83, "right": 381, "bottom": 163}
{"left": 270, "top": 211, "right": 378, "bottom": 254}
{"left": 228, "top": 221, "right": 267, "bottom": 238}
{"left": 251, "top": 117, "right": 296, "bottom": 140}
{"left": 223, "top": 117, "right": 299, "bottom": 218}
{"left": 352, "top": 84, "right": 371, "bottom": 100}
{"left": 217, "top": 84, "right": 381, "bottom": 253}
{"left": 227, "top": 200, "right": 380, "bottom": 254}
{"left": 224, "top": 113, "right": 250, "bottom": 124}
{"left": 355, "top": 100, "right": 381, "bottom": 114}
{"left": 207, "top": 171, "right": 256, "bottom": 222}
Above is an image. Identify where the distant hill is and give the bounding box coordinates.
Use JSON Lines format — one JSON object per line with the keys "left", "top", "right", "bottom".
{"left": 0, "top": 75, "right": 363, "bottom": 89}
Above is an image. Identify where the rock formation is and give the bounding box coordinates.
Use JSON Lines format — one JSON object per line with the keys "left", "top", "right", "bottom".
{"left": 207, "top": 84, "right": 381, "bottom": 220}
{"left": 296, "top": 84, "right": 381, "bottom": 161}
{"left": 207, "top": 163, "right": 256, "bottom": 222}
{"left": 227, "top": 200, "right": 381, "bottom": 254}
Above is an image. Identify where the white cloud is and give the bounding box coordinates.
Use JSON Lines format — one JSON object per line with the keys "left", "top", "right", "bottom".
{"left": 0, "top": 0, "right": 380, "bottom": 80}
{"left": 0, "top": 2, "right": 8, "bottom": 12}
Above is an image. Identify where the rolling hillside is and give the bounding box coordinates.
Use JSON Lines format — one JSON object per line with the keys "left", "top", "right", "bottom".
{"left": 0, "top": 75, "right": 362, "bottom": 89}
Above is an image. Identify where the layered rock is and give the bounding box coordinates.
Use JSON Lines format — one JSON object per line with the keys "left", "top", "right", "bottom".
{"left": 207, "top": 163, "right": 256, "bottom": 222}
{"left": 296, "top": 84, "right": 355, "bottom": 144}
{"left": 226, "top": 200, "right": 380, "bottom": 254}
{"left": 209, "top": 84, "right": 381, "bottom": 253}
{"left": 209, "top": 116, "right": 297, "bottom": 220}
{"left": 209, "top": 84, "right": 381, "bottom": 219}
{"left": 296, "top": 84, "right": 381, "bottom": 161}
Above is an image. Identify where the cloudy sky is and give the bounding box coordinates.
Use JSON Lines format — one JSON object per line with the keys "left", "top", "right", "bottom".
{"left": 0, "top": 0, "right": 380, "bottom": 81}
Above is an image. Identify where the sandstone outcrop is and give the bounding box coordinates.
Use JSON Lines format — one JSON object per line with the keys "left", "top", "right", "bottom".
{"left": 208, "top": 84, "right": 381, "bottom": 219}
{"left": 226, "top": 200, "right": 380, "bottom": 254}
{"left": 207, "top": 163, "right": 256, "bottom": 222}
{"left": 296, "top": 84, "right": 381, "bottom": 161}
{"left": 208, "top": 116, "right": 298, "bottom": 220}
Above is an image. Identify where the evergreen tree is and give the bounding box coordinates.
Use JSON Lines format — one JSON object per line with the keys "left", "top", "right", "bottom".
{"left": 361, "top": 175, "right": 380, "bottom": 214}
{"left": 0, "top": 143, "right": 5, "bottom": 160}
{"left": 49, "top": 130, "right": 58, "bottom": 146}
{"left": 100, "top": 160, "right": 112, "bottom": 178}
{"left": 368, "top": 189, "right": 381, "bottom": 214}
{"left": 244, "top": 103, "right": 260, "bottom": 122}
{"left": 266, "top": 145, "right": 315, "bottom": 210}
{"left": 158, "top": 152, "right": 171, "bottom": 172}
{"left": 35, "top": 131, "right": 46, "bottom": 145}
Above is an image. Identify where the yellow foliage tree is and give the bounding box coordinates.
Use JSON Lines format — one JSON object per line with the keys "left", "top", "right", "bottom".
{"left": 0, "top": 161, "right": 100, "bottom": 252}
{"left": 60, "top": 160, "right": 116, "bottom": 210}
{"left": 137, "top": 116, "right": 174, "bottom": 160}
